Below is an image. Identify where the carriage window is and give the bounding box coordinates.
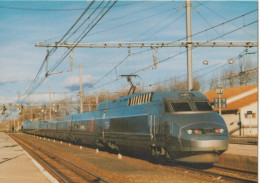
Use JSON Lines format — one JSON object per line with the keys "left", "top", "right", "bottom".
{"left": 195, "top": 102, "right": 212, "bottom": 111}
{"left": 171, "top": 102, "right": 192, "bottom": 112}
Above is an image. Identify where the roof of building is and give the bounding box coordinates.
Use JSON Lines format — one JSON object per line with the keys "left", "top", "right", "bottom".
{"left": 222, "top": 92, "right": 258, "bottom": 111}
{"left": 204, "top": 84, "right": 258, "bottom": 112}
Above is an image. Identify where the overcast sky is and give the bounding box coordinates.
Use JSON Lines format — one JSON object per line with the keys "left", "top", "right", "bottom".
{"left": 0, "top": 0, "right": 258, "bottom": 105}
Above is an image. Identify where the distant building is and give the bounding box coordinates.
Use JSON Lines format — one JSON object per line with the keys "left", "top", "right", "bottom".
{"left": 204, "top": 84, "right": 258, "bottom": 137}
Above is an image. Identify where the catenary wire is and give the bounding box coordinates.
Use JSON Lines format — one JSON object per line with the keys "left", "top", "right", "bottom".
{"left": 87, "top": 19, "right": 257, "bottom": 91}
{"left": 139, "top": 1, "right": 208, "bottom": 41}
{"left": 131, "top": 19, "right": 257, "bottom": 75}
{"left": 24, "top": 1, "right": 95, "bottom": 94}
{"left": 86, "top": 9, "right": 257, "bottom": 90}
{"left": 0, "top": 2, "right": 141, "bottom": 11}
{"left": 49, "top": 0, "right": 95, "bottom": 55}
{"left": 165, "top": 9, "right": 257, "bottom": 45}
{"left": 23, "top": 7, "right": 257, "bottom": 101}
{"left": 64, "top": 1, "right": 105, "bottom": 42}
{"left": 196, "top": 1, "right": 257, "bottom": 39}
{"left": 48, "top": 1, "right": 115, "bottom": 73}
{"left": 87, "top": 5, "right": 174, "bottom": 38}
{"left": 23, "top": 0, "right": 117, "bottom": 100}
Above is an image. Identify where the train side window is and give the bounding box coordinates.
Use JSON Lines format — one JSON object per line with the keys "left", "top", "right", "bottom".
{"left": 164, "top": 103, "right": 170, "bottom": 112}
{"left": 171, "top": 102, "right": 192, "bottom": 112}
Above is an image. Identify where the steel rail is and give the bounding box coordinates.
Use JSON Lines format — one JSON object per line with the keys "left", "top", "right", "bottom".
{"left": 202, "top": 166, "right": 258, "bottom": 183}
{"left": 176, "top": 163, "right": 258, "bottom": 183}
{"left": 10, "top": 134, "right": 111, "bottom": 183}
{"left": 10, "top": 134, "right": 70, "bottom": 183}
{"left": 46, "top": 149, "right": 111, "bottom": 183}
{"left": 214, "top": 164, "right": 257, "bottom": 175}
{"left": 212, "top": 164, "right": 257, "bottom": 181}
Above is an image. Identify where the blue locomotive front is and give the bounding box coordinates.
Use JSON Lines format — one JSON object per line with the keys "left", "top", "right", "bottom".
{"left": 162, "top": 92, "right": 229, "bottom": 163}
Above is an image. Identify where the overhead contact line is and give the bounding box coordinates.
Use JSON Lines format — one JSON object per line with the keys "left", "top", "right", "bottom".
{"left": 22, "top": 0, "right": 117, "bottom": 101}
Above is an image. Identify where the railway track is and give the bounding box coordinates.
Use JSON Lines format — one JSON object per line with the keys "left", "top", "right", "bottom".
{"left": 176, "top": 163, "right": 258, "bottom": 183}
{"left": 9, "top": 133, "right": 257, "bottom": 183}
{"left": 208, "top": 165, "right": 258, "bottom": 183}
{"left": 10, "top": 134, "right": 110, "bottom": 183}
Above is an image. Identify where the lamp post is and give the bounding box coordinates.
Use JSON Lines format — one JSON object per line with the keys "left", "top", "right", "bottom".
{"left": 203, "top": 59, "right": 234, "bottom": 85}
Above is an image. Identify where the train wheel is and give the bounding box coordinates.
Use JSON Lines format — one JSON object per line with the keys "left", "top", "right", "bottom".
{"left": 148, "top": 146, "right": 171, "bottom": 164}
{"left": 148, "top": 146, "right": 159, "bottom": 163}
{"left": 105, "top": 141, "right": 119, "bottom": 154}
{"left": 95, "top": 138, "right": 105, "bottom": 149}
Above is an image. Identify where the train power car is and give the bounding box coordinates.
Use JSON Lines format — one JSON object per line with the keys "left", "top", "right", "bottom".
{"left": 21, "top": 91, "right": 229, "bottom": 163}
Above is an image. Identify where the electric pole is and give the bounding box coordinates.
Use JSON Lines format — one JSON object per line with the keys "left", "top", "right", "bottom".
{"left": 79, "top": 65, "right": 83, "bottom": 113}
{"left": 186, "top": 0, "right": 193, "bottom": 91}
{"left": 49, "top": 88, "right": 52, "bottom": 119}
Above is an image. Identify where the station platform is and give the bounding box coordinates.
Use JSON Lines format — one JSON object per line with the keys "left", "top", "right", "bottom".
{"left": 215, "top": 143, "right": 258, "bottom": 173}
{"left": 0, "top": 132, "right": 57, "bottom": 183}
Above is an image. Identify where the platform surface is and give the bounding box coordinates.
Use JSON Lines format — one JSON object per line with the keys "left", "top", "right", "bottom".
{"left": 225, "top": 144, "right": 257, "bottom": 157}
{"left": 0, "top": 132, "right": 55, "bottom": 183}
{"left": 216, "top": 143, "right": 258, "bottom": 173}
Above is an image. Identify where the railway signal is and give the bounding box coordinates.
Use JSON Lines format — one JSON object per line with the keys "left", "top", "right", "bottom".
{"left": 216, "top": 87, "right": 224, "bottom": 95}
{"left": 214, "top": 98, "right": 227, "bottom": 108}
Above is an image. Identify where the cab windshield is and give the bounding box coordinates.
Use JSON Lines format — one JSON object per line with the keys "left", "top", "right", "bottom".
{"left": 169, "top": 101, "right": 212, "bottom": 112}
{"left": 171, "top": 102, "right": 192, "bottom": 112}
{"left": 195, "top": 102, "right": 212, "bottom": 111}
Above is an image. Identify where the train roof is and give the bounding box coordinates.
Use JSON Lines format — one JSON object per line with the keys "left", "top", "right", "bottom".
{"left": 97, "top": 91, "right": 208, "bottom": 110}
{"left": 22, "top": 91, "right": 208, "bottom": 124}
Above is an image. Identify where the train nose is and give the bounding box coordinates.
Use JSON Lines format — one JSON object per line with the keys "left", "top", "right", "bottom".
{"left": 189, "top": 136, "right": 229, "bottom": 152}
{"left": 181, "top": 122, "right": 229, "bottom": 152}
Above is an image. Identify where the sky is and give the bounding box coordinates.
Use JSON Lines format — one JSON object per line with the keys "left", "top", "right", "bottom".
{"left": 0, "top": 0, "right": 258, "bottom": 107}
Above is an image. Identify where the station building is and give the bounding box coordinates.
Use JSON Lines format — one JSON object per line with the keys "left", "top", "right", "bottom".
{"left": 204, "top": 84, "right": 258, "bottom": 137}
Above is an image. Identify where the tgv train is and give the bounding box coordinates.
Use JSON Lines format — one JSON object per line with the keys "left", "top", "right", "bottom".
{"left": 21, "top": 91, "right": 229, "bottom": 163}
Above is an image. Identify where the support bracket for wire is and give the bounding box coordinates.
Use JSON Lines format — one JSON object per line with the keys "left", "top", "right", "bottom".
{"left": 152, "top": 47, "right": 158, "bottom": 70}
{"left": 45, "top": 48, "right": 50, "bottom": 77}
{"left": 69, "top": 48, "right": 74, "bottom": 72}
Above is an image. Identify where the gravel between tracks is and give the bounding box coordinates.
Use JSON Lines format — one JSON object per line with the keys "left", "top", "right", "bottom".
{"left": 12, "top": 133, "right": 232, "bottom": 183}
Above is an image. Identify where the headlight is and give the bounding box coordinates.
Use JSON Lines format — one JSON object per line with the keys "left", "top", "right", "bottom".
{"left": 186, "top": 128, "right": 224, "bottom": 135}
{"left": 186, "top": 129, "right": 202, "bottom": 135}
{"left": 186, "top": 129, "right": 193, "bottom": 134}
{"left": 215, "top": 128, "right": 225, "bottom": 133}
{"left": 216, "top": 128, "right": 224, "bottom": 133}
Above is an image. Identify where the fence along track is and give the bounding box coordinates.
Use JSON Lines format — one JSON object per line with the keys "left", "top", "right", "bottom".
{"left": 10, "top": 134, "right": 110, "bottom": 183}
